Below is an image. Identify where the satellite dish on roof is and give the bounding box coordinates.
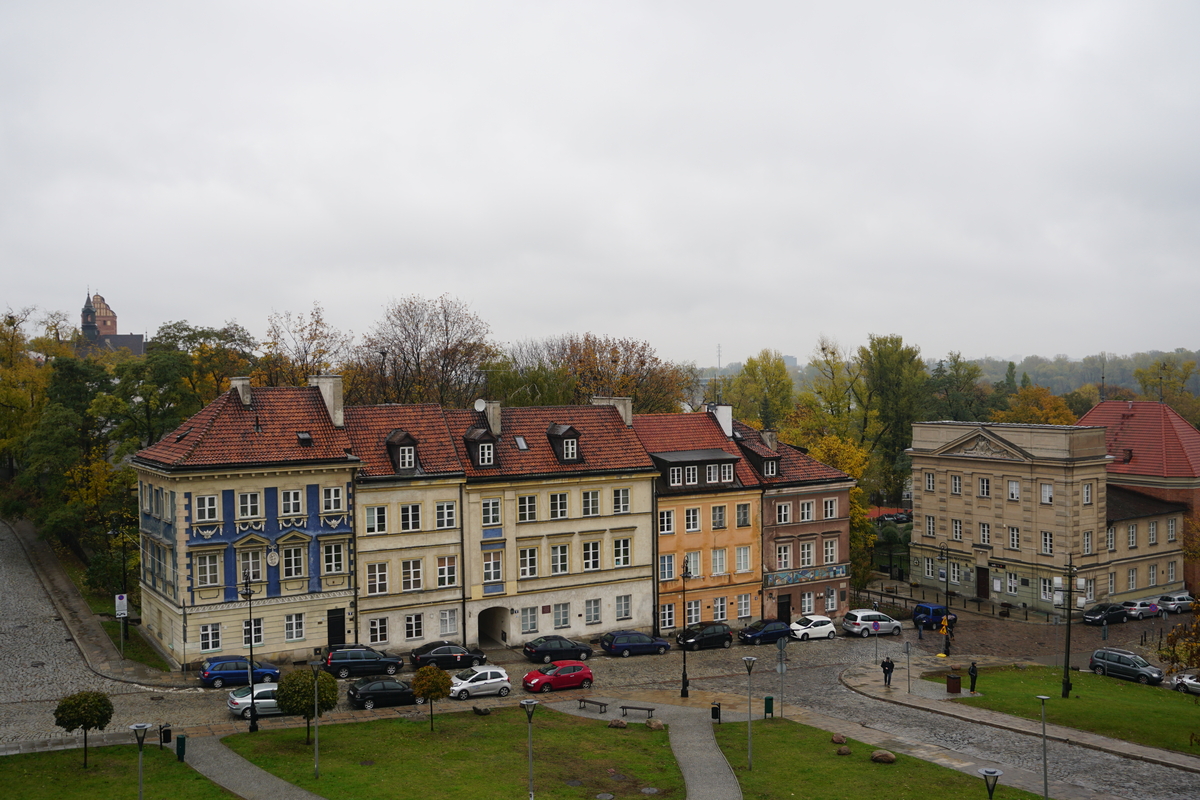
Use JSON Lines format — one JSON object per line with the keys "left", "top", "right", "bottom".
{"left": 474, "top": 398, "right": 487, "bottom": 412}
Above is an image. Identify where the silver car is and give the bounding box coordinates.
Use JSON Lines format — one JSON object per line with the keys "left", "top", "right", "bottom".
{"left": 841, "top": 609, "right": 903, "bottom": 637}
{"left": 1171, "top": 673, "right": 1200, "bottom": 694}
{"left": 1157, "top": 593, "right": 1195, "bottom": 614}
{"left": 449, "top": 666, "right": 511, "bottom": 700}
{"left": 228, "top": 683, "right": 281, "bottom": 719}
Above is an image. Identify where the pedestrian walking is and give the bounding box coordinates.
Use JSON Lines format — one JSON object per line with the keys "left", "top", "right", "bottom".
{"left": 873, "top": 599, "right": 880, "bottom": 612}
{"left": 914, "top": 613, "right": 926, "bottom": 639}
{"left": 881, "top": 656, "right": 894, "bottom": 687}
{"left": 968, "top": 661, "right": 979, "bottom": 693}
{"left": 947, "top": 612, "right": 957, "bottom": 639}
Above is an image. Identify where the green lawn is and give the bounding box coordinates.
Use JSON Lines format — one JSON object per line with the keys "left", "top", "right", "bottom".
{"left": 0, "top": 743, "right": 236, "bottom": 800}
{"left": 223, "top": 706, "right": 684, "bottom": 799}
{"left": 931, "top": 665, "right": 1200, "bottom": 753}
{"left": 713, "top": 718, "right": 1041, "bottom": 800}
{"left": 99, "top": 620, "right": 172, "bottom": 671}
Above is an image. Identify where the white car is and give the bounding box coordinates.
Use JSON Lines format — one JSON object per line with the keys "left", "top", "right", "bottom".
{"left": 449, "top": 665, "right": 511, "bottom": 701}
{"left": 789, "top": 615, "right": 837, "bottom": 641}
{"left": 227, "top": 683, "right": 281, "bottom": 719}
{"left": 1172, "top": 673, "right": 1200, "bottom": 695}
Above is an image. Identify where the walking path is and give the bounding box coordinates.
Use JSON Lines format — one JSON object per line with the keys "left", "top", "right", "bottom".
{"left": 6, "top": 518, "right": 1200, "bottom": 800}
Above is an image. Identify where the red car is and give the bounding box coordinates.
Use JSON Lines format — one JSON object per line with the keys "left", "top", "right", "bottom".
{"left": 521, "top": 660, "right": 594, "bottom": 693}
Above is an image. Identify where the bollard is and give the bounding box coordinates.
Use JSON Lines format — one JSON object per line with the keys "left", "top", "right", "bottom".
{"left": 175, "top": 734, "right": 187, "bottom": 762}
{"left": 711, "top": 702, "right": 721, "bottom": 723}
{"left": 764, "top": 696, "right": 774, "bottom": 718}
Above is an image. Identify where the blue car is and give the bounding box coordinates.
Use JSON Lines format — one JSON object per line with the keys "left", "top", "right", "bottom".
{"left": 598, "top": 630, "right": 670, "bottom": 658}
{"left": 198, "top": 656, "right": 281, "bottom": 688}
{"left": 737, "top": 619, "right": 792, "bottom": 646}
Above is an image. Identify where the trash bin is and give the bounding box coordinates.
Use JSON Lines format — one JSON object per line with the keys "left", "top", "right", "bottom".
{"left": 711, "top": 702, "right": 721, "bottom": 723}
{"left": 764, "top": 696, "right": 774, "bottom": 718}
{"left": 175, "top": 734, "right": 187, "bottom": 762}
{"left": 159, "top": 724, "right": 172, "bottom": 747}
{"left": 946, "top": 674, "right": 961, "bottom": 694}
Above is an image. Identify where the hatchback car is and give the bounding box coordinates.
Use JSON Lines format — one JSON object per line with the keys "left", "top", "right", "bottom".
{"left": 322, "top": 645, "right": 403, "bottom": 679}
{"left": 1082, "top": 603, "right": 1127, "bottom": 625}
{"left": 522, "top": 635, "right": 594, "bottom": 663}
{"left": 737, "top": 619, "right": 792, "bottom": 646}
{"left": 1158, "top": 593, "right": 1195, "bottom": 614}
{"left": 1088, "top": 647, "right": 1164, "bottom": 685}
{"left": 227, "top": 683, "right": 282, "bottom": 719}
{"left": 841, "top": 609, "right": 903, "bottom": 637}
{"left": 449, "top": 666, "right": 511, "bottom": 700}
{"left": 199, "top": 657, "right": 280, "bottom": 688}
{"left": 911, "top": 603, "right": 950, "bottom": 630}
{"left": 598, "top": 630, "right": 670, "bottom": 658}
{"left": 1171, "top": 673, "right": 1200, "bottom": 694}
{"left": 1120, "top": 599, "right": 1158, "bottom": 620}
{"left": 409, "top": 641, "right": 488, "bottom": 670}
{"left": 789, "top": 615, "right": 837, "bottom": 641}
{"left": 522, "top": 660, "right": 594, "bottom": 693}
{"left": 676, "top": 622, "right": 734, "bottom": 651}
{"left": 347, "top": 677, "right": 423, "bottom": 709}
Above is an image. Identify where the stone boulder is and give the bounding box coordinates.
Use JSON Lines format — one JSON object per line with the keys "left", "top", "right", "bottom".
{"left": 870, "top": 750, "right": 896, "bottom": 764}
{"left": 608, "top": 718, "right": 628, "bottom": 729}
{"left": 831, "top": 734, "right": 846, "bottom": 744}
{"left": 836, "top": 746, "right": 851, "bottom": 756}
{"left": 646, "top": 718, "right": 665, "bottom": 731}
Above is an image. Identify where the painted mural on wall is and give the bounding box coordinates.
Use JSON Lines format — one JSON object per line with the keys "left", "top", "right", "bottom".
{"left": 765, "top": 564, "right": 847, "bottom": 587}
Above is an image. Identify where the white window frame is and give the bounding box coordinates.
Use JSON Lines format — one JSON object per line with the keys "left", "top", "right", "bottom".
{"left": 405, "top": 614, "right": 423, "bottom": 639}
{"left": 402, "top": 559, "right": 423, "bottom": 591}
{"left": 801, "top": 592, "right": 814, "bottom": 614}
{"left": 712, "top": 548, "right": 727, "bottom": 575}
{"left": 764, "top": 460, "right": 778, "bottom": 477}
{"left": 199, "top": 623, "right": 220, "bottom": 652}
{"left": 322, "top": 487, "right": 343, "bottom": 512}
{"left": 659, "top": 554, "right": 675, "bottom": 581}
{"left": 613, "top": 488, "right": 630, "bottom": 514}
{"left": 1008, "top": 527, "right": 1020, "bottom": 550}
{"left": 776, "top": 544, "right": 791, "bottom": 570}
{"left": 1041, "top": 483, "right": 1053, "bottom": 504}
{"left": 481, "top": 498, "right": 501, "bottom": 526}
{"left": 926, "top": 515, "right": 936, "bottom": 537}
{"left": 737, "top": 503, "right": 751, "bottom": 527}
{"left": 721, "top": 463, "right": 734, "bottom": 482}
{"left": 1168, "top": 561, "right": 1176, "bottom": 582}
{"left": 519, "top": 547, "right": 539, "bottom": 578}
{"left": 1148, "top": 521, "right": 1157, "bottom": 544}
{"left": 483, "top": 552, "right": 502, "bottom": 582}
{"left": 585, "top": 598, "right": 601, "bottom": 624}
{"left": 669, "top": 467, "right": 683, "bottom": 486}
{"left": 711, "top": 505, "right": 727, "bottom": 529}
{"left": 549, "top": 493, "right": 568, "bottom": 520}
{"left": 685, "top": 599, "right": 701, "bottom": 625}
{"left": 685, "top": 507, "right": 701, "bottom": 532}
{"left": 978, "top": 477, "right": 991, "bottom": 498}
{"left": 520, "top": 607, "right": 538, "bottom": 633}
{"left": 659, "top": 603, "right": 675, "bottom": 630}
{"left": 951, "top": 474, "right": 961, "bottom": 495}
{"left": 1007, "top": 572, "right": 1018, "bottom": 594}
{"left": 616, "top": 594, "right": 632, "bottom": 620}
{"left": 238, "top": 492, "right": 260, "bottom": 519}
{"left": 396, "top": 446, "right": 415, "bottom": 469}
{"left": 323, "top": 542, "right": 344, "bottom": 574}
{"left": 952, "top": 518, "right": 962, "bottom": 541}
{"left": 659, "top": 509, "right": 675, "bottom": 535}
{"left": 1083, "top": 482, "right": 1093, "bottom": 505}
{"left": 1106, "top": 526, "right": 1115, "bottom": 550}
{"left": 1168, "top": 518, "right": 1177, "bottom": 541}
{"left": 1008, "top": 480, "right": 1020, "bottom": 501}
{"left": 366, "top": 505, "right": 387, "bottom": 534}
{"left": 924, "top": 557, "right": 934, "bottom": 578}
{"left": 1128, "top": 524, "right": 1137, "bottom": 548}
{"left": 1127, "top": 568, "right": 1137, "bottom": 592}
{"left": 437, "top": 556, "right": 457, "bottom": 587}
{"left": 685, "top": 465, "right": 698, "bottom": 485}
{"left": 367, "top": 562, "right": 388, "bottom": 595}
{"left": 823, "top": 539, "right": 837, "bottom": 564}
{"left": 436, "top": 501, "right": 456, "bottom": 529}
{"left": 243, "top": 617, "right": 264, "bottom": 647}
{"left": 1041, "top": 531, "right": 1053, "bottom": 555}
{"left": 1148, "top": 564, "right": 1158, "bottom": 587}
{"left": 706, "top": 464, "right": 719, "bottom": 483}
{"left": 800, "top": 541, "right": 814, "bottom": 567}
{"left": 369, "top": 617, "right": 388, "bottom": 644}
{"left": 737, "top": 593, "right": 751, "bottom": 619}
{"left": 562, "top": 438, "right": 578, "bottom": 460}
{"left": 477, "top": 442, "right": 494, "bottom": 466}
{"left": 195, "top": 552, "right": 220, "bottom": 587}
{"left": 285, "top": 613, "right": 304, "bottom": 641}
{"left": 979, "top": 522, "right": 990, "bottom": 545}
{"left": 239, "top": 549, "right": 262, "bottom": 582}
{"left": 1083, "top": 530, "right": 1092, "bottom": 555}
{"left": 582, "top": 491, "right": 599, "bottom": 517}
{"left": 440, "top": 608, "right": 458, "bottom": 636}
{"left": 280, "top": 489, "right": 303, "bottom": 516}
{"left": 1040, "top": 578, "right": 1052, "bottom": 601}
{"left": 736, "top": 546, "right": 751, "bottom": 572}
{"left": 613, "top": 538, "right": 631, "bottom": 568}
{"left": 553, "top": 603, "right": 570, "bottom": 628}
{"left": 714, "top": 596, "right": 727, "bottom": 621}
{"left": 518, "top": 495, "right": 537, "bottom": 522}
{"left": 582, "top": 541, "right": 600, "bottom": 571}
{"left": 823, "top": 498, "right": 837, "bottom": 519}
{"left": 925, "top": 472, "right": 935, "bottom": 491}
{"left": 282, "top": 545, "right": 305, "bottom": 579}
{"left": 399, "top": 503, "right": 421, "bottom": 532}
{"left": 776, "top": 503, "right": 792, "bottom": 525}
{"left": 195, "top": 495, "right": 218, "bottom": 522}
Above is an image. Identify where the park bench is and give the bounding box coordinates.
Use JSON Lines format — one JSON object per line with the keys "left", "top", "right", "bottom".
{"left": 620, "top": 705, "right": 656, "bottom": 718}
{"left": 577, "top": 698, "right": 608, "bottom": 713}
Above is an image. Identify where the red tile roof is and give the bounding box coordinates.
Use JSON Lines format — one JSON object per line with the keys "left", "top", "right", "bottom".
{"left": 1076, "top": 401, "right": 1200, "bottom": 479}
{"left": 732, "top": 421, "right": 851, "bottom": 485}
{"left": 343, "top": 404, "right": 463, "bottom": 478}
{"left": 632, "top": 413, "right": 759, "bottom": 486}
{"left": 445, "top": 405, "right": 656, "bottom": 480}
{"left": 134, "top": 387, "right": 354, "bottom": 470}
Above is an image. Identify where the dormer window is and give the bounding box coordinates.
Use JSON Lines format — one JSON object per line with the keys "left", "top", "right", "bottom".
{"left": 296, "top": 431, "right": 313, "bottom": 447}
{"left": 479, "top": 442, "right": 494, "bottom": 466}
{"left": 386, "top": 430, "right": 419, "bottom": 472}
{"left": 546, "top": 423, "right": 581, "bottom": 463}
{"left": 669, "top": 467, "right": 682, "bottom": 486}
{"left": 763, "top": 460, "right": 778, "bottom": 477}
{"left": 721, "top": 463, "right": 734, "bottom": 482}
{"left": 463, "top": 426, "right": 497, "bottom": 468}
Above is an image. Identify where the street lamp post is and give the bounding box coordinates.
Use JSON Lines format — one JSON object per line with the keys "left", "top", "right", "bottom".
{"left": 129, "top": 723, "right": 152, "bottom": 800}
{"left": 1056, "top": 555, "right": 1081, "bottom": 699}
{"left": 978, "top": 768, "right": 1003, "bottom": 800}
{"left": 743, "top": 656, "right": 756, "bottom": 771}
{"left": 1036, "top": 695, "right": 1050, "bottom": 800}
{"left": 240, "top": 569, "right": 258, "bottom": 733}
{"left": 521, "top": 698, "right": 539, "bottom": 800}
{"left": 680, "top": 566, "right": 692, "bottom": 698}
{"left": 308, "top": 660, "right": 321, "bottom": 778}
{"left": 937, "top": 542, "right": 950, "bottom": 606}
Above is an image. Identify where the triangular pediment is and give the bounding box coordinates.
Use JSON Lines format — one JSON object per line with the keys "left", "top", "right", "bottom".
{"left": 933, "top": 430, "right": 1032, "bottom": 462}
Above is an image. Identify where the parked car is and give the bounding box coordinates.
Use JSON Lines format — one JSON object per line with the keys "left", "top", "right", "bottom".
{"left": 1120, "top": 599, "right": 1158, "bottom": 620}
{"left": 1157, "top": 593, "right": 1195, "bottom": 614}
{"left": 322, "top": 645, "right": 403, "bottom": 679}
{"left": 1082, "top": 603, "right": 1127, "bottom": 625}
{"left": 737, "top": 619, "right": 792, "bottom": 646}
{"left": 911, "top": 603, "right": 950, "bottom": 630}
{"left": 409, "top": 640, "right": 487, "bottom": 670}
{"left": 789, "top": 615, "right": 837, "bottom": 641}
{"left": 598, "top": 630, "right": 670, "bottom": 658}
{"left": 227, "top": 683, "right": 282, "bottom": 719}
{"left": 1171, "top": 672, "right": 1200, "bottom": 695}
{"left": 449, "top": 666, "right": 511, "bottom": 700}
{"left": 347, "top": 676, "right": 423, "bottom": 709}
{"left": 1088, "top": 647, "right": 1164, "bottom": 685}
{"left": 522, "top": 635, "right": 594, "bottom": 663}
{"left": 676, "top": 622, "right": 734, "bottom": 651}
{"left": 199, "top": 657, "right": 280, "bottom": 688}
{"left": 522, "top": 660, "right": 594, "bottom": 693}
{"left": 841, "top": 609, "right": 903, "bottom": 638}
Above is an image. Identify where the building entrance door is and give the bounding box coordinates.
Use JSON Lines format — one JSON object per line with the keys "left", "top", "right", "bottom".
{"left": 975, "top": 568, "right": 990, "bottom": 600}
{"left": 327, "top": 608, "right": 346, "bottom": 648}
{"left": 776, "top": 593, "right": 792, "bottom": 623}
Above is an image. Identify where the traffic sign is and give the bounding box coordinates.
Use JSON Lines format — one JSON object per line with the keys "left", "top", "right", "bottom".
{"left": 871, "top": 621, "right": 880, "bottom": 632}
{"left": 775, "top": 663, "right": 787, "bottom": 674}
{"left": 776, "top": 636, "right": 789, "bottom": 652}
{"left": 115, "top": 594, "right": 128, "bottom": 619}
{"left": 1149, "top": 604, "right": 1160, "bottom": 614}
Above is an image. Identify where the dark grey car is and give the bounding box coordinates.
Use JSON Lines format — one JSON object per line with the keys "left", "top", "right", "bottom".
{"left": 1088, "top": 647, "right": 1164, "bottom": 685}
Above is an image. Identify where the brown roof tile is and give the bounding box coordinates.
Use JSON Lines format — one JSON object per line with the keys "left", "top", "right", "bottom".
{"left": 632, "top": 413, "right": 758, "bottom": 486}
{"left": 732, "top": 421, "right": 851, "bottom": 486}
{"left": 1076, "top": 401, "right": 1200, "bottom": 479}
{"left": 343, "top": 404, "right": 463, "bottom": 478}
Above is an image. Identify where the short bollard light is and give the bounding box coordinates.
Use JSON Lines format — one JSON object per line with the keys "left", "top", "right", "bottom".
{"left": 978, "top": 767, "right": 1003, "bottom": 800}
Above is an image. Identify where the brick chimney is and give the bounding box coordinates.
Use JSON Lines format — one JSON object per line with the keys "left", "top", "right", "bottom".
{"left": 309, "top": 374, "right": 344, "bottom": 428}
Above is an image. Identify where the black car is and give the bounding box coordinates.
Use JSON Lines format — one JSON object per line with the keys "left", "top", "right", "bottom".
{"left": 675, "top": 622, "right": 734, "bottom": 651}
{"left": 409, "top": 640, "right": 487, "bottom": 670}
{"left": 737, "top": 619, "right": 792, "bottom": 646}
{"left": 1082, "top": 603, "right": 1127, "bottom": 625}
{"left": 522, "top": 635, "right": 594, "bottom": 663}
{"left": 321, "top": 645, "right": 403, "bottom": 679}
{"left": 346, "top": 677, "right": 424, "bottom": 709}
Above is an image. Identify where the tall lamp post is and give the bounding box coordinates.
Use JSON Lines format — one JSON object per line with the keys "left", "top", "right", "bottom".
{"left": 1036, "top": 695, "right": 1050, "bottom": 800}
{"left": 1056, "top": 555, "right": 1081, "bottom": 699}
{"left": 521, "top": 699, "right": 539, "bottom": 800}
{"left": 679, "top": 565, "right": 692, "bottom": 698}
{"left": 129, "top": 723, "right": 152, "bottom": 800}
{"left": 742, "top": 656, "right": 756, "bottom": 771}
{"left": 308, "top": 660, "right": 321, "bottom": 779}
{"left": 240, "top": 569, "right": 259, "bottom": 733}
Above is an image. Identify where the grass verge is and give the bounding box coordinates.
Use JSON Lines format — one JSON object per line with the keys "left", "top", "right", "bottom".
{"left": 99, "top": 620, "right": 172, "bottom": 671}
{"left": 931, "top": 664, "right": 1200, "bottom": 754}
{"left": 713, "top": 718, "right": 1041, "bottom": 800}
{"left": 0, "top": 743, "right": 236, "bottom": 800}
{"left": 223, "top": 705, "right": 683, "bottom": 799}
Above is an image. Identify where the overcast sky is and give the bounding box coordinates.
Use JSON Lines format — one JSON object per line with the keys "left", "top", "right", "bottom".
{"left": 3, "top": 2, "right": 1197, "bottom": 368}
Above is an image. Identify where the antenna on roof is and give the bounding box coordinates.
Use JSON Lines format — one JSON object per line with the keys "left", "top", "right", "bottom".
{"left": 474, "top": 398, "right": 487, "bottom": 413}
{"left": 1099, "top": 352, "right": 1106, "bottom": 403}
